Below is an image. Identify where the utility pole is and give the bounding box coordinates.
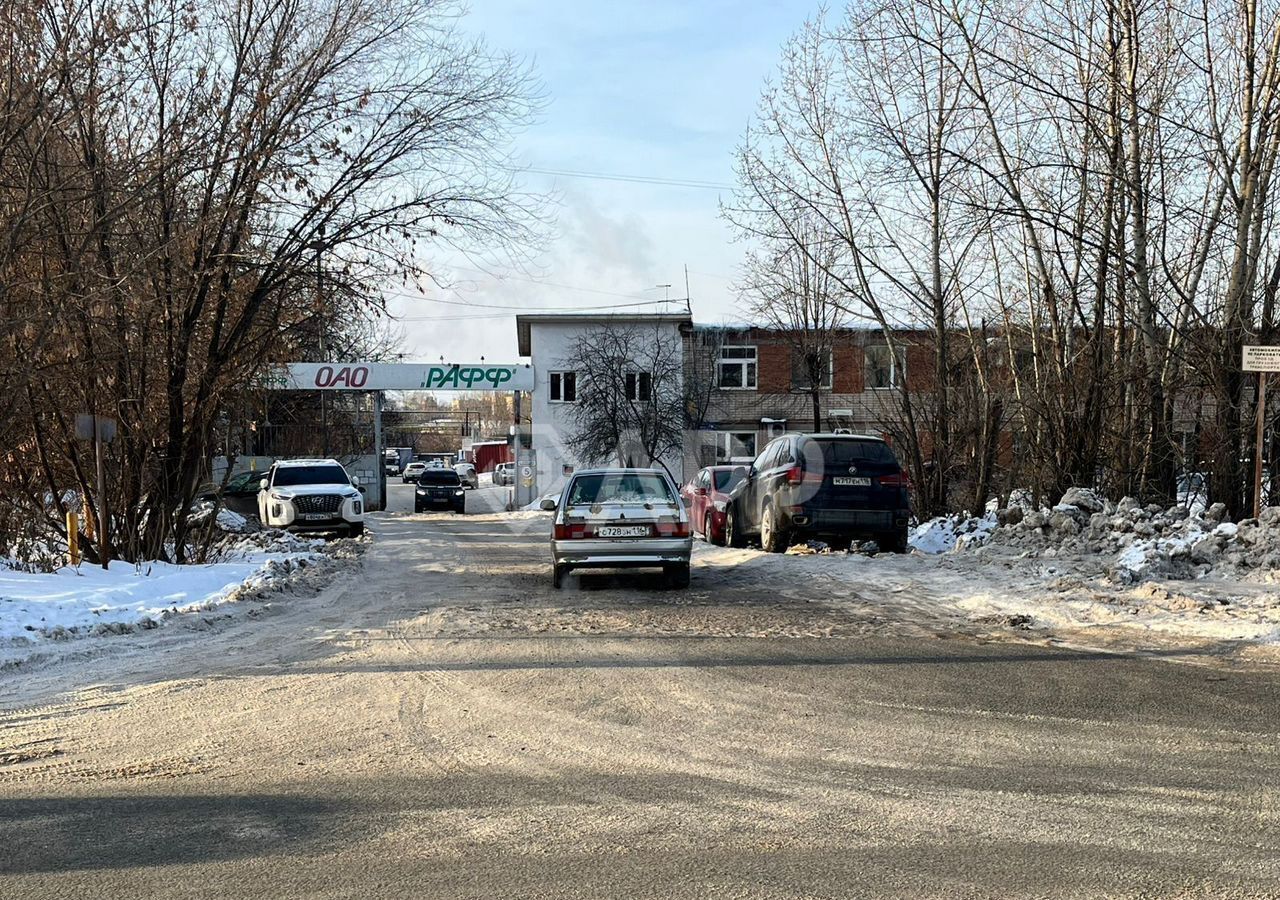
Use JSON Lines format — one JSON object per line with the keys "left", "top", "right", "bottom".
{"left": 307, "top": 235, "right": 330, "bottom": 458}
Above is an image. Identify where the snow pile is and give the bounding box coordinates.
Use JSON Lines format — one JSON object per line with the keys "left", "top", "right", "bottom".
{"left": 910, "top": 513, "right": 997, "bottom": 554}
{"left": 187, "top": 499, "right": 257, "bottom": 534}
{"left": 0, "top": 547, "right": 320, "bottom": 644}
{"left": 521, "top": 491, "right": 561, "bottom": 512}
{"left": 979, "top": 487, "right": 1280, "bottom": 583}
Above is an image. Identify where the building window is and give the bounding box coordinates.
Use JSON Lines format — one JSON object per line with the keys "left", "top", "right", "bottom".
{"left": 865, "top": 345, "right": 904, "bottom": 390}
{"left": 625, "top": 371, "right": 652, "bottom": 402}
{"left": 549, "top": 371, "right": 576, "bottom": 403}
{"left": 791, "top": 348, "right": 832, "bottom": 390}
{"left": 718, "top": 346, "right": 757, "bottom": 389}
{"left": 715, "top": 431, "right": 757, "bottom": 463}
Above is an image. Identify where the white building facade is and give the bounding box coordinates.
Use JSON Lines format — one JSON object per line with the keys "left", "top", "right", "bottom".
{"left": 516, "top": 312, "right": 692, "bottom": 497}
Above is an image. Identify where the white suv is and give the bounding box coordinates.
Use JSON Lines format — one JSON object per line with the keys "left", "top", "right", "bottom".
{"left": 493, "top": 462, "right": 515, "bottom": 486}
{"left": 257, "top": 458, "right": 365, "bottom": 536}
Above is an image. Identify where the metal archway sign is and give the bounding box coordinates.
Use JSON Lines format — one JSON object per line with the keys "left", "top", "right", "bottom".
{"left": 264, "top": 362, "right": 534, "bottom": 392}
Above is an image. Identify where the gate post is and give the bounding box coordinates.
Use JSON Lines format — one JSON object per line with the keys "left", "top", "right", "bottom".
{"left": 373, "top": 390, "right": 385, "bottom": 512}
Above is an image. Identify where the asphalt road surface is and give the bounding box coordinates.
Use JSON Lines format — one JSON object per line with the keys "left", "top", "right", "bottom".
{"left": 2, "top": 482, "right": 1278, "bottom": 898}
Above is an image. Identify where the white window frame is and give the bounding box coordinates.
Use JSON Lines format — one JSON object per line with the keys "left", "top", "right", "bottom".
{"left": 549, "top": 370, "right": 577, "bottom": 403}
{"left": 715, "top": 431, "right": 757, "bottom": 462}
{"left": 865, "top": 345, "right": 904, "bottom": 391}
{"left": 717, "top": 345, "right": 758, "bottom": 390}
{"left": 791, "top": 348, "right": 833, "bottom": 391}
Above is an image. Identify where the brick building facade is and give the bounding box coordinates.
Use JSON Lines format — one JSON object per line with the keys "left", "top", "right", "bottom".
{"left": 682, "top": 325, "right": 932, "bottom": 473}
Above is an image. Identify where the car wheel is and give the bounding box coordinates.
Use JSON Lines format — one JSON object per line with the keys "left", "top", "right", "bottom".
{"left": 881, "top": 528, "right": 909, "bottom": 553}
{"left": 703, "top": 513, "right": 718, "bottom": 545}
{"left": 552, "top": 564, "right": 566, "bottom": 589}
{"left": 760, "top": 504, "right": 788, "bottom": 553}
{"left": 348, "top": 522, "right": 365, "bottom": 538}
{"left": 664, "top": 564, "right": 690, "bottom": 589}
{"left": 725, "top": 506, "right": 746, "bottom": 548}
{"left": 826, "top": 535, "right": 852, "bottom": 552}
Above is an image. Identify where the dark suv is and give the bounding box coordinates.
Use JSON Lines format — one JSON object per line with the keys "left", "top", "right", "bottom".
{"left": 724, "top": 433, "right": 911, "bottom": 552}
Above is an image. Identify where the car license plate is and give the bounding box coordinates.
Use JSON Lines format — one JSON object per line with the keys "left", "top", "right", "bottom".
{"left": 833, "top": 476, "right": 871, "bottom": 487}
{"left": 597, "top": 526, "right": 650, "bottom": 538}
{"left": 301, "top": 512, "right": 331, "bottom": 521}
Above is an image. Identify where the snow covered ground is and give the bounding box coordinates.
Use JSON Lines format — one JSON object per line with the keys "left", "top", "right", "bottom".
{"left": 0, "top": 530, "right": 335, "bottom": 652}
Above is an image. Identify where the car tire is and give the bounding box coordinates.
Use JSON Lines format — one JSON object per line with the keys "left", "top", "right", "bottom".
{"left": 881, "top": 528, "right": 909, "bottom": 553}
{"left": 348, "top": 522, "right": 365, "bottom": 538}
{"left": 760, "top": 504, "right": 788, "bottom": 554}
{"left": 552, "top": 565, "right": 566, "bottom": 589}
{"left": 826, "top": 535, "right": 852, "bottom": 552}
{"left": 703, "top": 513, "right": 718, "bottom": 545}
{"left": 724, "top": 506, "right": 746, "bottom": 548}
{"left": 664, "top": 564, "right": 690, "bottom": 589}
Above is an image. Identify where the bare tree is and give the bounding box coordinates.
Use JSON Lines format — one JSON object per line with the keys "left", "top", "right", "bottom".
{"left": 740, "top": 224, "right": 848, "bottom": 432}
{"left": 0, "top": 0, "right": 543, "bottom": 563}
{"left": 559, "top": 323, "right": 686, "bottom": 478}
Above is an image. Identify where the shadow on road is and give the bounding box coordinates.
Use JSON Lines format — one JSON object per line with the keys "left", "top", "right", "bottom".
{"left": 0, "top": 793, "right": 346, "bottom": 875}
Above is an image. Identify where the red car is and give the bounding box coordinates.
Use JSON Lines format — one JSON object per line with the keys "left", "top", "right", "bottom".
{"left": 680, "top": 465, "right": 748, "bottom": 545}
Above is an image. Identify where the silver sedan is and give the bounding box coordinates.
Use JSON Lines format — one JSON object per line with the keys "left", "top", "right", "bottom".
{"left": 543, "top": 468, "right": 692, "bottom": 589}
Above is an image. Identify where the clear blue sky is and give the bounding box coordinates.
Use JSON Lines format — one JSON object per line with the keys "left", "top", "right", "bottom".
{"left": 388, "top": 0, "right": 814, "bottom": 362}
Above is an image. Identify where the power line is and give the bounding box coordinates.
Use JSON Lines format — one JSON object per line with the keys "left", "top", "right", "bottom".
{"left": 392, "top": 297, "right": 683, "bottom": 320}
{"left": 511, "top": 165, "right": 734, "bottom": 191}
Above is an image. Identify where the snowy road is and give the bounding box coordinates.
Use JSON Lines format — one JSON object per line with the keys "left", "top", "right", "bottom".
{"left": 2, "top": 496, "right": 1280, "bottom": 897}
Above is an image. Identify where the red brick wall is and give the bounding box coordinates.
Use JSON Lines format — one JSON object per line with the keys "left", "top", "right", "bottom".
{"left": 833, "top": 340, "right": 864, "bottom": 393}
{"left": 758, "top": 343, "right": 791, "bottom": 393}
{"left": 906, "top": 344, "right": 935, "bottom": 392}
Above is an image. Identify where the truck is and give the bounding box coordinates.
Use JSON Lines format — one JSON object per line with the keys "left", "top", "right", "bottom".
{"left": 384, "top": 447, "right": 414, "bottom": 476}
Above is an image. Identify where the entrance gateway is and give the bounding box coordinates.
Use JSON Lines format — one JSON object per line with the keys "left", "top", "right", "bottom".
{"left": 264, "top": 362, "right": 536, "bottom": 509}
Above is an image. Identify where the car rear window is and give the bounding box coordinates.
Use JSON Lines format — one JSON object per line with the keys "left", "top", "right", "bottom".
{"left": 819, "top": 440, "right": 897, "bottom": 466}
{"left": 272, "top": 464, "right": 351, "bottom": 486}
{"left": 566, "top": 472, "right": 675, "bottom": 505}
{"left": 713, "top": 470, "right": 744, "bottom": 492}
{"left": 420, "top": 470, "right": 461, "bottom": 485}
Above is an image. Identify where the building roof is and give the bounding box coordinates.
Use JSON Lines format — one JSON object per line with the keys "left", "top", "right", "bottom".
{"left": 516, "top": 312, "right": 693, "bottom": 356}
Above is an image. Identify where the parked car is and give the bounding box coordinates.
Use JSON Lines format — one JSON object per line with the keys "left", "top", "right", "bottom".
{"left": 197, "top": 469, "right": 268, "bottom": 517}
{"left": 493, "top": 461, "right": 515, "bottom": 486}
{"left": 543, "top": 468, "right": 692, "bottom": 589}
{"left": 402, "top": 461, "right": 428, "bottom": 483}
{"left": 724, "top": 433, "right": 911, "bottom": 552}
{"left": 680, "top": 465, "right": 747, "bottom": 545}
{"left": 415, "top": 468, "right": 466, "bottom": 513}
{"left": 453, "top": 462, "right": 479, "bottom": 490}
{"left": 257, "top": 458, "right": 365, "bottom": 537}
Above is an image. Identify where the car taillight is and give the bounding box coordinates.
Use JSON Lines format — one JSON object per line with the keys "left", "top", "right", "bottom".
{"left": 654, "top": 521, "right": 690, "bottom": 538}
{"left": 554, "top": 523, "right": 589, "bottom": 539}
{"left": 878, "top": 473, "right": 905, "bottom": 487}
{"left": 786, "top": 466, "right": 821, "bottom": 485}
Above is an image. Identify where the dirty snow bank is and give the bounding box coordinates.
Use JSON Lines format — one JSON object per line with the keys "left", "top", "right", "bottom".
{"left": 909, "top": 513, "right": 997, "bottom": 554}
{"left": 889, "top": 487, "right": 1280, "bottom": 648}
{"left": 0, "top": 525, "right": 357, "bottom": 647}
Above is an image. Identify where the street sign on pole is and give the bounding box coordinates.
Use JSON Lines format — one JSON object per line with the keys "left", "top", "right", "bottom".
{"left": 1243, "top": 347, "right": 1278, "bottom": 518}
{"left": 75, "top": 414, "right": 116, "bottom": 570}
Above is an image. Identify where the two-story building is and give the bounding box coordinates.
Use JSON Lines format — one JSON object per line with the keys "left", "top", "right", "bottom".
{"left": 515, "top": 312, "right": 693, "bottom": 496}
{"left": 515, "top": 312, "right": 940, "bottom": 496}
{"left": 683, "top": 324, "right": 934, "bottom": 473}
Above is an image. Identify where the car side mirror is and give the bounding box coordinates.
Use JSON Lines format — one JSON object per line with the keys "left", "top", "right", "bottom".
{"left": 259, "top": 478, "right": 269, "bottom": 491}
{"left": 696, "top": 487, "right": 708, "bottom": 496}
{"left": 351, "top": 475, "right": 361, "bottom": 486}
{"left": 539, "top": 498, "right": 557, "bottom": 511}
